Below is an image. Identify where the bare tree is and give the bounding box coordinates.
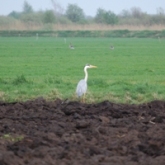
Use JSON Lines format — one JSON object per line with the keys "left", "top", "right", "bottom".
{"left": 157, "top": 7, "right": 165, "bottom": 15}
{"left": 51, "top": 0, "right": 64, "bottom": 16}
{"left": 131, "top": 7, "right": 143, "bottom": 18}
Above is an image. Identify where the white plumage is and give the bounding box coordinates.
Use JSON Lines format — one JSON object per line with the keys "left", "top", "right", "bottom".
{"left": 76, "top": 64, "right": 97, "bottom": 99}
{"left": 76, "top": 79, "right": 87, "bottom": 97}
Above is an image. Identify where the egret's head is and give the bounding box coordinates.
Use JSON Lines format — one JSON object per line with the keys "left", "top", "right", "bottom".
{"left": 85, "top": 64, "right": 97, "bottom": 69}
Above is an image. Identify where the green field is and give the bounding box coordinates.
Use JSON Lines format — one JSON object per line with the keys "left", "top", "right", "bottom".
{"left": 0, "top": 37, "right": 165, "bottom": 103}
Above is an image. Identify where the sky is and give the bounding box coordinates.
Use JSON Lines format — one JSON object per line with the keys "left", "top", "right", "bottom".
{"left": 0, "top": 0, "right": 165, "bottom": 16}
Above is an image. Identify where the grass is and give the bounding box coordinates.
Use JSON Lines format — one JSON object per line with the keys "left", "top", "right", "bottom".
{"left": 0, "top": 37, "right": 165, "bottom": 104}
{"left": 1, "top": 134, "right": 24, "bottom": 142}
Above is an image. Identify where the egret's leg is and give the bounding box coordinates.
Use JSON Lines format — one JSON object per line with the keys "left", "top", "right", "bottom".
{"left": 82, "top": 93, "right": 86, "bottom": 103}
{"left": 80, "top": 95, "right": 83, "bottom": 103}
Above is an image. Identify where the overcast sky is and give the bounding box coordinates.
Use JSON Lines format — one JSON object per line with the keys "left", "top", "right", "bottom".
{"left": 0, "top": 0, "right": 165, "bottom": 16}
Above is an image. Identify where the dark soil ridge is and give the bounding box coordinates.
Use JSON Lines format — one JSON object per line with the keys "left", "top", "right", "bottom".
{"left": 0, "top": 98, "right": 165, "bottom": 165}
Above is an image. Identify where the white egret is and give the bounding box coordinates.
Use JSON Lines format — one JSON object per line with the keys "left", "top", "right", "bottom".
{"left": 76, "top": 64, "right": 97, "bottom": 102}
{"left": 36, "top": 33, "right": 38, "bottom": 40}
{"left": 64, "top": 38, "right": 66, "bottom": 43}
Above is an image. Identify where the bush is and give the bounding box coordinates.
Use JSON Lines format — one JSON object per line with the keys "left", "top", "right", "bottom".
{"left": 0, "top": 16, "right": 16, "bottom": 25}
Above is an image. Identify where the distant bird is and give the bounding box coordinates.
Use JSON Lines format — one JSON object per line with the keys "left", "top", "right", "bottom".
{"left": 36, "top": 33, "right": 38, "bottom": 40}
{"left": 64, "top": 38, "right": 66, "bottom": 43}
{"left": 76, "top": 64, "right": 97, "bottom": 102}
{"left": 110, "top": 45, "right": 114, "bottom": 50}
{"left": 69, "top": 43, "right": 75, "bottom": 49}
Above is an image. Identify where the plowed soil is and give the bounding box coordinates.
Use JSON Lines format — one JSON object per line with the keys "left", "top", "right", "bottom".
{"left": 0, "top": 98, "right": 165, "bottom": 165}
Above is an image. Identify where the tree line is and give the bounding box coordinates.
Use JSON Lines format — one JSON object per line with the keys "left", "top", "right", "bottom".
{"left": 1, "top": 1, "right": 165, "bottom": 27}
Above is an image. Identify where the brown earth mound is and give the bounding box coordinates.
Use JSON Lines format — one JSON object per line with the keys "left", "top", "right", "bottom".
{"left": 0, "top": 98, "right": 165, "bottom": 165}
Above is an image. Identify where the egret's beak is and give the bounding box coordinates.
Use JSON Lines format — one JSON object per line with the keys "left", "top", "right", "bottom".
{"left": 90, "top": 65, "right": 97, "bottom": 68}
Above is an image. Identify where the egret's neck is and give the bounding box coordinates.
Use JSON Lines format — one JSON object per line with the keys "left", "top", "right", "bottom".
{"left": 84, "top": 67, "right": 88, "bottom": 82}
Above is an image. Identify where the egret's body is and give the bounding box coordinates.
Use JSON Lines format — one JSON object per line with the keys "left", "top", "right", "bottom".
{"left": 76, "top": 79, "right": 87, "bottom": 97}
{"left": 76, "top": 64, "right": 97, "bottom": 101}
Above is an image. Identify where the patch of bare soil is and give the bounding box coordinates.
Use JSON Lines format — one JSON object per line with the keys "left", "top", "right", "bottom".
{"left": 0, "top": 98, "right": 165, "bottom": 165}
